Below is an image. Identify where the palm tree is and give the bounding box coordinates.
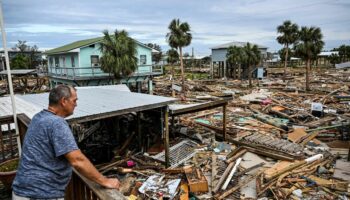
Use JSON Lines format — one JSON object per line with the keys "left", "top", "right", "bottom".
{"left": 226, "top": 46, "right": 244, "bottom": 79}
{"left": 167, "top": 49, "right": 179, "bottom": 97}
{"left": 294, "top": 26, "right": 324, "bottom": 91}
{"left": 100, "top": 29, "right": 138, "bottom": 80}
{"left": 166, "top": 19, "right": 192, "bottom": 94}
{"left": 277, "top": 20, "right": 299, "bottom": 82}
{"left": 243, "top": 43, "right": 261, "bottom": 87}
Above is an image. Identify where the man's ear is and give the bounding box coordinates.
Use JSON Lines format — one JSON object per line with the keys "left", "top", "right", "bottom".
{"left": 59, "top": 97, "right": 66, "bottom": 107}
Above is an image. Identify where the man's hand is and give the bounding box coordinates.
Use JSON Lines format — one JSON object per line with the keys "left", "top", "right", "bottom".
{"left": 101, "top": 178, "right": 121, "bottom": 190}
{"left": 65, "top": 150, "right": 121, "bottom": 190}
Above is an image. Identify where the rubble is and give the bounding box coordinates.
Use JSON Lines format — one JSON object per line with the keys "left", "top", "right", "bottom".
{"left": 2, "top": 67, "right": 350, "bottom": 199}
{"left": 98, "top": 67, "right": 349, "bottom": 199}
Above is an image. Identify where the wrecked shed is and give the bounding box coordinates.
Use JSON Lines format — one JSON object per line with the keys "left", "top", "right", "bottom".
{"left": 0, "top": 85, "right": 176, "bottom": 199}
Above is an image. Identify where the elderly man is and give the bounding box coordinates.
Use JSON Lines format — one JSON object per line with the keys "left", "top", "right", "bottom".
{"left": 12, "top": 85, "right": 120, "bottom": 199}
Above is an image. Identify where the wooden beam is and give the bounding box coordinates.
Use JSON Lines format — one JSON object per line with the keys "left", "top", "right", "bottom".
{"left": 223, "top": 103, "right": 227, "bottom": 141}
{"left": 164, "top": 107, "right": 170, "bottom": 168}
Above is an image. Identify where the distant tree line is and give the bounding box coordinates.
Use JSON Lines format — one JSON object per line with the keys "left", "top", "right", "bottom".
{"left": 9, "top": 40, "right": 42, "bottom": 69}
{"left": 331, "top": 44, "right": 350, "bottom": 63}
{"left": 226, "top": 43, "right": 261, "bottom": 87}
{"left": 275, "top": 20, "right": 325, "bottom": 91}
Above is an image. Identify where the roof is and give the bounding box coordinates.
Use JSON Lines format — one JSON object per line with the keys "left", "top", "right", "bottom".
{"left": 0, "top": 69, "right": 36, "bottom": 75}
{"left": 335, "top": 61, "right": 350, "bottom": 69}
{"left": 211, "top": 41, "right": 268, "bottom": 50}
{"left": 45, "top": 37, "right": 102, "bottom": 55}
{"left": 45, "top": 36, "right": 153, "bottom": 55}
{"left": 0, "top": 85, "right": 176, "bottom": 123}
{"left": 318, "top": 51, "right": 339, "bottom": 57}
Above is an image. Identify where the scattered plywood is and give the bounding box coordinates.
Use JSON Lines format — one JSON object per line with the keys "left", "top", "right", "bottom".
{"left": 264, "top": 161, "right": 292, "bottom": 179}
{"left": 288, "top": 128, "right": 307, "bottom": 143}
{"left": 333, "top": 160, "right": 350, "bottom": 182}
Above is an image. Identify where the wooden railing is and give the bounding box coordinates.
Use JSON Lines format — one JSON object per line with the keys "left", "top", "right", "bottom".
{"left": 0, "top": 114, "right": 29, "bottom": 163}
{"left": 0, "top": 114, "right": 125, "bottom": 199}
{"left": 48, "top": 65, "right": 163, "bottom": 79}
{"left": 65, "top": 170, "right": 125, "bottom": 200}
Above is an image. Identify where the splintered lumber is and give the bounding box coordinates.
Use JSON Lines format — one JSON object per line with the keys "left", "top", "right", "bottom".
{"left": 265, "top": 154, "right": 323, "bottom": 181}
{"left": 99, "top": 158, "right": 128, "bottom": 174}
{"left": 211, "top": 153, "right": 218, "bottom": 190}
{"left": 184, "top": 166, "right": 208, "bottom": 193}
{"left": 222, "top": 158, "right": 242, "bottom": 190}
{"left": 308, "top": 175, "right": 350, "bottom": 192}
{"left": 299, "top": 131, "right": 320, "bottom": 146}
{"left": 288, "top": 128, "right": 307, "bottom": 143}
{"left": 226, "top": 148, "right": 247, "bottom": 164}
{"left": 215, "top": 170, "right": 262, "bottom": 200}
{"left": 213, "top": 161, "right": 235, "bottom": 193}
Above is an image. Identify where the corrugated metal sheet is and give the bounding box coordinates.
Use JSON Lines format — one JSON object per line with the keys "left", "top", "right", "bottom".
{"left": 0, "top": 85, "right": 175, "bottom": 122}
{"left": 336, "top": 61, "right": 350, "bottom": 69}
{"left": 0, "top": 96, "right": 41, "bottom": 118}
{"left": 0, "top": 69, "right": 36, "bottom": 75}
{"left": 211, "top": 41, "right": 267, "bottom": 50}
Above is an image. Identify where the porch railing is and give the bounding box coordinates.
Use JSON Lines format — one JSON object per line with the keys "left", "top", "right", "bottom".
{"left": 48, "top": 65, "right": 163, "bottom": 79}
{"left": 0, "top": 114, "right": 29, "bottom": 163}
{"left": 0, "top": 114, "right": 125, "bottom": 199}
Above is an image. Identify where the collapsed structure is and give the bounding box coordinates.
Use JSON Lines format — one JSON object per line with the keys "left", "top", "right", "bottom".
{"left": 0, "top": 67, "right": 349, "bottom": 199}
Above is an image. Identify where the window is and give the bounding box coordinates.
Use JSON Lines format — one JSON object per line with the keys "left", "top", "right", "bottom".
{"left": 71, "top": 56, "right": 75, "bottom": 67}
{"left": 91, "top": 55, "right": 99, "bottom": 67}
{"left": 62, "top": 57, "right": 66, "bottom": 67}
{"left": 54, "top": 57, "right": 59, "bottom": 67}
{"left": 49, "top": 57, "right": 53, "bottom": 67}
{"left": 140, "top": 55, "right": 146, "bottom": 65}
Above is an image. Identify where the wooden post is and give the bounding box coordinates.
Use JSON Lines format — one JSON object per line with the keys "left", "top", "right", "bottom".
{"left": 223, "top": 103, "right": 227, "bottom": 141}
{"left": 164, "top": 107, "right": 170, "bottom": 168}
{"left": 137, "top": 112, "right": 142, "bottom": 151}
{"left": 348, "top": 142, "right": 350, "bottom": 161}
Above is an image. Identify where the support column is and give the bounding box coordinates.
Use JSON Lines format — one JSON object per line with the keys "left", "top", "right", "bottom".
{"left": 148, "top": 78, "right": 153, "bottom": 95}
{"left": 223, "top": 61, "right": 227, "bottom": 79}
{"left": 210, "top": 61, "right": 214, "bottom": 79}
{"left": 223, "top": 103, "right": 227, "bottom": 141}
{"left": 137, "top": 81, "right": 141, "bottom": 93}
{"left": 137, "top": 112, "right": 142, "bottom": 151}
{"left": 164, "top": 107, "right": 170, "bottom": 168}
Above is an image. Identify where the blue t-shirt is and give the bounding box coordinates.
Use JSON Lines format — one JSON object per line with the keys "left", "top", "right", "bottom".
{"left": 13, "top": 110, "right": 79, "bottom": 199}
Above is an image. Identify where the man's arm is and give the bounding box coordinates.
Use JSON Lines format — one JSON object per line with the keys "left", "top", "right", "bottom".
{"left": 65, "top": 149, "right": 120, "bottom": 189}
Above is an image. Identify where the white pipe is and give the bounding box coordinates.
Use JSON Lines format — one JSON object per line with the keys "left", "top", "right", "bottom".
{"left": 304, "top": 154, "right": 323, "bottom": 163}
{"left": 222, "top": 157, "right": 242, "bottom": 190}
{"left": 0, "top": 1, "right": 22, "bottom": 156}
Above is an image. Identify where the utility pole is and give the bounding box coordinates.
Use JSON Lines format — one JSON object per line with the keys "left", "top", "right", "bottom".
{"left": 0, "top": 0, "right": 22, "bottom": 155}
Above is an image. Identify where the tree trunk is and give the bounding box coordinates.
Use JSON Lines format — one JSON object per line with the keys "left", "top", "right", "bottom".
{"left": 179, "top": 47, "right": 185, "bottom": 95}
{"left": 171, "top": 63, "right": 175, "bottom": 97}
{"left": 248, "top": 63, "right": 252, "bottom": 87}
{"left": 305, "top": 59, "right": 310, "bottom": 91}
{"left": 283, "top": 44, "right": 289, "bottom": 82}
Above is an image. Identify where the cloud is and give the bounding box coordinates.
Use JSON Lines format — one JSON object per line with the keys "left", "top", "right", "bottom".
{"left": 2, "top": 0, "right": 350, "bottom": 54}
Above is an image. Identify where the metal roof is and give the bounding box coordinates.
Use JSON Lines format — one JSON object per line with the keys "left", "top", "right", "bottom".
{"left": 0, "top": 69, "right": 36, "bottom": 75}
{"left": 45, "top": 36, "right": 153, "bottom": 55}
{"left": 336, "top": 61, "right": 350, "bottom": 69}
{"left": 318, "top": 51, "right": 339, "bottom": 56}
{"left": 0, "top": 85, "right": 175, "bottom": 123}
{"left": 211, "top": 41, "right": 267, "bottom": 50}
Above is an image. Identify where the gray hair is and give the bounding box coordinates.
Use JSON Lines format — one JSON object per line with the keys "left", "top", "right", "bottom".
{"left": 49, "top": 85, "right": 76, "bottom": 106}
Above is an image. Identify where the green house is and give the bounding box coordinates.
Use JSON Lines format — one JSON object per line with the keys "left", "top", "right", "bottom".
{"left": 45, "top": 37, "right": 162, "bottom": 92}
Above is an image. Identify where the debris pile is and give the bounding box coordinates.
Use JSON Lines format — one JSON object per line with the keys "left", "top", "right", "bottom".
{"left": 98, "top": 68, "right": 349, "bottom": 199}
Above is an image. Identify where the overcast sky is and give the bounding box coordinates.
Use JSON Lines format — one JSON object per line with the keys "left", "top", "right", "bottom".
{"left": 1, "top": 0, "right": 349, "bottom": 55}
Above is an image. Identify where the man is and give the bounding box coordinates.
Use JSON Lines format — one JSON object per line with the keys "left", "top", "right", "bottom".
{"left": 12, "top": 85, "right": 120, "bottom": 199}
